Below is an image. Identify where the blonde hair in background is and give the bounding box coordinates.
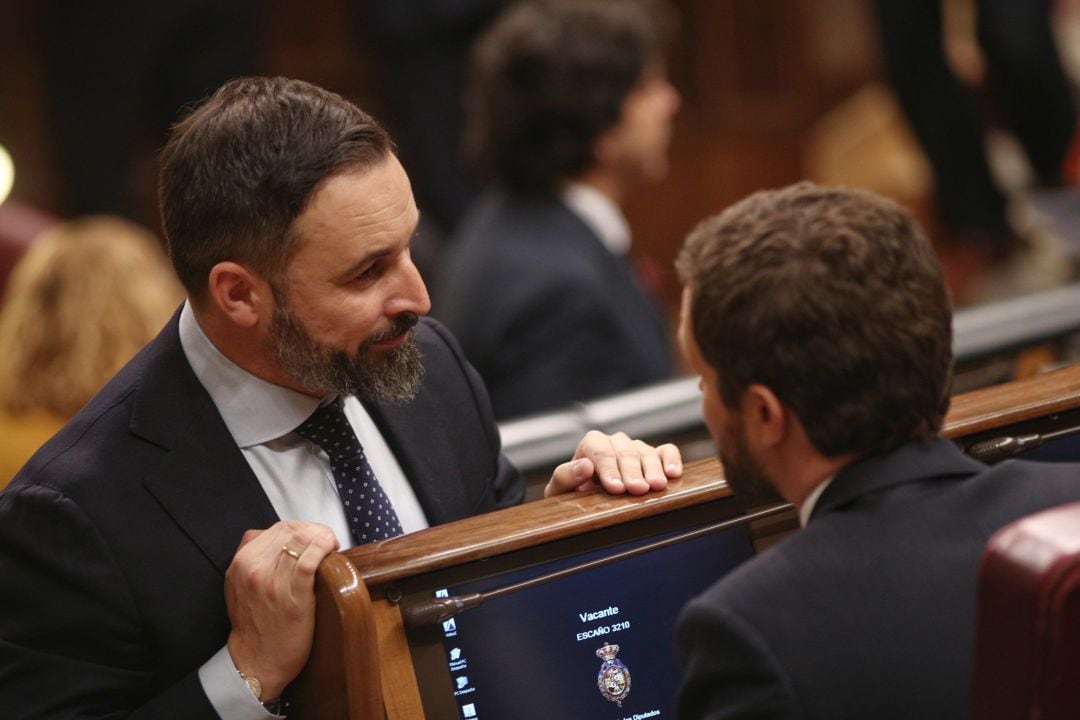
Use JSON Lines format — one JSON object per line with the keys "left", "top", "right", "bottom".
{"left": 0, "top": 216, "right": 183, "bottom": 417}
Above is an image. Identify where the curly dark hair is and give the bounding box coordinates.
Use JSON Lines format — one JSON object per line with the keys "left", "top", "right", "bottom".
{"left": 159, "top": 76, "right": 392, "bottom": 299}
{"left": 677, "top": 182, "right": 953, "bottom": 458}
{"left": 465, "top": 0, "right": 664, "bottom": 195}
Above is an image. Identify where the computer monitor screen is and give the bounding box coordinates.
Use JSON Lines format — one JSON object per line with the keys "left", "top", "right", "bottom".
{"left": 404, "top": 513, "right": 757, "bottom": 720}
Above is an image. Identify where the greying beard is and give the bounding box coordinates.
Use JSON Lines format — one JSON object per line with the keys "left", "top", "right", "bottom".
{"left": 269, "top": 303, "right": 424, "bottom": 403}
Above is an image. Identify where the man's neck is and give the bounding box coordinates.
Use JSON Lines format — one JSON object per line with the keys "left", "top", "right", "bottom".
{"left": 561, "top": 181, "right": 632, "bottom": 256}
{"left": 776, "top": 452, "right": 856, "bottom": 511}
{"left": 189, "top": 301, "right": 319, "bottom": 398}
{"left": 572, "top": 168, "right": 626, "bottom": 207}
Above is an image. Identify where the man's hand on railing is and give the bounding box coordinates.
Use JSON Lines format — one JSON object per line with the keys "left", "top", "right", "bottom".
{"left": 544, "top": 430, "right": 683, "bottom": 498}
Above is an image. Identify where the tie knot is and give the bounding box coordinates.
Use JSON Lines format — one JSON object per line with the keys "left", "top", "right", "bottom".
{"left": 295, "top": 400, "right": 362, "bottom": 462}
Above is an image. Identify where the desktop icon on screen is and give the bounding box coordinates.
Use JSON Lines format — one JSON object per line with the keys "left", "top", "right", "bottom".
{"left": 461, "top": 703, "right": 477, "bottom": 718}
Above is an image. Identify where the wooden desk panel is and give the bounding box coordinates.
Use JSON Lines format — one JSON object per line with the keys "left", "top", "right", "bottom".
{"left": 944, "top": 365, "right": 1080, "bottom": 439}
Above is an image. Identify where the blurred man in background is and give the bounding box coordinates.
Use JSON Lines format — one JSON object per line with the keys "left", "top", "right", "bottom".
{"left": 436, "top": 0, "right": 680, "bottom": 419}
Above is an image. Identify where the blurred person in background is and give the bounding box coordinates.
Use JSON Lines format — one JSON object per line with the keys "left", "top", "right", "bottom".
{"left": 0, "top": 215, "right": 182, "bottom": 486}
{"left": 873, "top": 0, "right": 1079, "bottom": 266}
{"left": 435, "top": 0, "right": 681, "bottom": 420}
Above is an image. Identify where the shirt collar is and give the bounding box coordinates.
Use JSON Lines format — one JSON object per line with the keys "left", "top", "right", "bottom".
{"left": 178, "top": 301, "right": 323, "bottom": 448}
{"left": 798, "top": 475, "right": 834, "bottom": 527}
{"left": 561, "top": 181, "right": 632, "bottom": 255}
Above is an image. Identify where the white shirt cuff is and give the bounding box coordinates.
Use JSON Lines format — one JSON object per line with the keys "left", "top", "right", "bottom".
{"left": 198, "top": 646, "right": 282, "bottom": 719}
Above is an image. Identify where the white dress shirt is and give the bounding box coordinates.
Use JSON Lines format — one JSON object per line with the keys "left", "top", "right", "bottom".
{"left": 177, "top": 301, "right": 428, "bottom": 718}
{"left": 561, "top": 181, "right": 632, "bottom": 256}
{"left": 798, "top": 476, "right": 835, "bottom": 527}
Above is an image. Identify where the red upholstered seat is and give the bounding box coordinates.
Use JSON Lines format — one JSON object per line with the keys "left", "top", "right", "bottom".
{"left": 969, "top": 501, "right": 1080, "bottom": 720}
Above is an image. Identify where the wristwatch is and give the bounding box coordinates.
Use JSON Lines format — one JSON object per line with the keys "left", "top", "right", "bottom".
{"left": 239, "top": 671, "right": 284, "bottom": 715}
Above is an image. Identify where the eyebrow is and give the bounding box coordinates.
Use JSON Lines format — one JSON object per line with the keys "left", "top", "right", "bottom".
{"left": 334, "top": 249, "right": 392, "bottom": 284}
{"left": 333, "top": 213, "right": 422, "bottom": 285}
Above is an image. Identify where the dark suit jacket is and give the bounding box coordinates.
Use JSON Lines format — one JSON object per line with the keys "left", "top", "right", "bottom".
{"left": 434, "top": 191, "right": 674, "bottom": 419}
{"left": 0, "top": 314, "right": 521, "bottom": 719}
{"left": 676, "top": 438, "right": 1080, "bottom": 720}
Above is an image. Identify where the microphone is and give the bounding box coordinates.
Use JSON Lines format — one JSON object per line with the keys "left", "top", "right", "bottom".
{"left": 966, "top": 434, "right": 1044, "bottom": 464}
{"left": 965, "top": 423, "right": 1080, "bottom": 464}
{"left": 403, "top": 593, "right": 484, "bottom": 628}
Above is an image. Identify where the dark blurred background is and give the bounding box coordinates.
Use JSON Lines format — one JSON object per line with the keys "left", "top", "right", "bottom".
{"left": 3, "top": 0, "right": 1080, "bottom": 316}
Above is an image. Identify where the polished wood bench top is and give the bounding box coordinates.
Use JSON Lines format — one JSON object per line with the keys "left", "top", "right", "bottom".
{"left": 342, "top": 364, "right": 1080, "bottom": 586}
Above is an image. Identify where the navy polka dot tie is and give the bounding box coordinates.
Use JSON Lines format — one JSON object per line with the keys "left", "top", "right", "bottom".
{"left": 295, "top": 400, "right": 404, "bottom": 545}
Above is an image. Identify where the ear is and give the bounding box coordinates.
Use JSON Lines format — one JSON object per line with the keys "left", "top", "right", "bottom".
{"left": 206, "top": 261, "right": 272, "bottom": 329}
{"left": 739, "top": 384, "right": 788, "bottom": 449}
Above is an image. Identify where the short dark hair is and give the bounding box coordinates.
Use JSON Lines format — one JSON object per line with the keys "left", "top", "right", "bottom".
{"left": 677, "top": 182, "right": 953, "bottom": 458}
{"left": 466, "top": 0, "right": 663, "bottom": 195}
{"left": 159, "top": 76, "right": 392, "bottom": 299}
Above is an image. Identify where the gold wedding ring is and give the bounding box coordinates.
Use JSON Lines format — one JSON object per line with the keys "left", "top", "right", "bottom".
{"left": 282, "top": 544, "right": 301, "bottom": 560}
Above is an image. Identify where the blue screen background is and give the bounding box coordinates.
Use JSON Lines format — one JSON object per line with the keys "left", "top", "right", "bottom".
{"left": 430, "top": 523, "right": 755, "bottom": 720}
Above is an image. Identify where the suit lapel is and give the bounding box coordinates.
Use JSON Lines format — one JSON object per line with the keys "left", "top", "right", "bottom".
{"left": 130, "top": 315, "right": 279, "bottom": 575}
{"left": 366, "top": 398, "right": 466, "bottom": 527}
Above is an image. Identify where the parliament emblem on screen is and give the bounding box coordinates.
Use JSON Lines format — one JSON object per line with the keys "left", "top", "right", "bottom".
{"left": 596, "top": 642, "right": 632, "bottom": 707}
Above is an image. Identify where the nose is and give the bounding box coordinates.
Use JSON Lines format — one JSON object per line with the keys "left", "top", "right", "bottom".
{"left": 388, "top": 251, "right": 431, "bottom": 318}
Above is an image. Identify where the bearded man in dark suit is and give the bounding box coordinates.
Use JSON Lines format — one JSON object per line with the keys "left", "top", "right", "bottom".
{"left": 674, "top": 182, "right": 1080, "bottom": 720}
{"left": 0, "top": 76, "right": 682, "bottom": 720}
